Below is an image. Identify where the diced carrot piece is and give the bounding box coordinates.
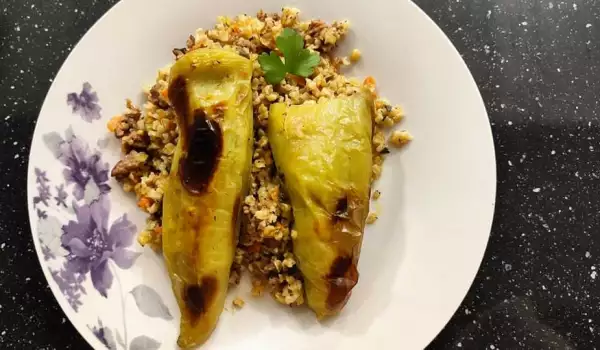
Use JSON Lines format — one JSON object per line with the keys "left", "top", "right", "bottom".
{"left": 107, "top": 116, "right": 123, "bottom": 132}
{"left": 363, "top": 76, "right": 376, "bottom": 88}
{"left": 288, "top": 74, "right": 306, "bottom": 87}
{"left": 137, "top": 196, "right": 154, "bottom": 210}
{"left": 164, "top": 119, "right": 175, "bottom": 130}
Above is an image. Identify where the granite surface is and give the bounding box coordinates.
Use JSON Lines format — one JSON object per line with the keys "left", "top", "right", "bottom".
{"left": 1, "top": 0, "right": 599, "bottom": 349}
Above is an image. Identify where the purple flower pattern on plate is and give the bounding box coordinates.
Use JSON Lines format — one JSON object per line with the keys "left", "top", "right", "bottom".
{"left": 52, "top": 268, "right": 87, "bottom": 311}
{"left": 67, "top": 82, "right": 102, "bottom": 122}
{"left": 55, "top": 184, "right": 68, "bottom": 207}
{"left": 58, "top": 136, "right": 111, "bottom": 201}
{"left": 33, "top": 86, "right": 166, "bottom": 349}
{"left": 33, "top": 168, "right": 51, "bottom": 208}
{"left": 89, "top": 319, "right": 116, "bottom": 350}
{"left": 37, "top": 129, "right": 138, "bottom": 305}
{"left": 37, "top": 209, "right": 48, "bottom": 220}
{"left": 35, "top": 168, "right": 49, "bottom": 183}
{"left": 61, "top": 195, "right": 140, "bottom": 297}
{"left": 41, "top": 245, "right": 56, "bottom": 261}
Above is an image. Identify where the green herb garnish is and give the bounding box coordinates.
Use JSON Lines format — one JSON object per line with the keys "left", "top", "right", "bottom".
{"left": 258, "top": 28, "right": 320, "bottom": 84}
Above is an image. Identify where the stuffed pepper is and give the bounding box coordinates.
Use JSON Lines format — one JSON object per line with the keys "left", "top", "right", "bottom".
{"left": 163, "top": 48, "right": 253, "bottom": 348}
{"left": 268, "top": 91, "right": 374, "bottom": 319}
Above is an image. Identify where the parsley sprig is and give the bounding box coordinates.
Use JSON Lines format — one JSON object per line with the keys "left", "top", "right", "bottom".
{"left": 258, "top": 28, "right": 320, "bottom": 84}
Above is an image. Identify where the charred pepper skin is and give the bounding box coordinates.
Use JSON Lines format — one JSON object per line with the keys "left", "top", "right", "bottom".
{"left": 268, "top": 91, "right": 374, "bottom": 319}
{"left": 163, "top": 49, "right": 253, "bottom": 348}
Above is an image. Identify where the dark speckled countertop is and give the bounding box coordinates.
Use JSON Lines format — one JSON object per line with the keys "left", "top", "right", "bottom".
{"left": 1, "top": 0, "right": 599, "bottom": 349}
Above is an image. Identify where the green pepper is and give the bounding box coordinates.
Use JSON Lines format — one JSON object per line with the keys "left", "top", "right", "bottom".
{"left": 268, "top": 91, "right": 374, "bottom": 319}
{"left": 162, "top": 48, "right": 253, "bottom": 348}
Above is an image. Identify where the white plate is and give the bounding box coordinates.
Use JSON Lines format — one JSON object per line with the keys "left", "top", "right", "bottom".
{"left": 27, "top": 0, "right": 496, "bottom": 349}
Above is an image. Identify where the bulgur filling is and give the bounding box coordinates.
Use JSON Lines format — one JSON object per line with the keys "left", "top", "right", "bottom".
{"left": 108, "top": 8, "right": 409, "bottom": 308}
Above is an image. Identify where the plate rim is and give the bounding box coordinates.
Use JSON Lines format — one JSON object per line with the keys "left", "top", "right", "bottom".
{"left": 409, "top": 1, "right": 496, "bottom": 345}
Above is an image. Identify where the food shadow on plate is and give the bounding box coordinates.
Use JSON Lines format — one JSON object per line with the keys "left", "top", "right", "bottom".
{"left": 237, "top": 161, "right": 407, "bottom": 338}
{"left": 323, "top": 159, "right": 407, "bottom": 336}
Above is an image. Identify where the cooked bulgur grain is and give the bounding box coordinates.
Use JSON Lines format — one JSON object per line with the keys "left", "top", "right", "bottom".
{"left": 390, "top": 130, "right": 414, "bottom": 147}
{"left": 372, "top": 190, "right": 381, "bottom": 200}
{"left": 366, "top": 212, "right": 379, "bottom": 224}
{"left": 350, "top": 48, "right": 361, "bottom": 62}
{"left": 232, "top": 297, "right": 245, "bottom": 309}
{"left": 109, "top": 7, "right": 408, "bottom": 308}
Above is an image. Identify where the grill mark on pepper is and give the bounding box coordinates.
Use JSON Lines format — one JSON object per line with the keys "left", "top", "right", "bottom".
{"left": 336, "top": 196, "right": 348, "bottom": 215}
{"left": 183, "top": 276, "right": 218, "bottom": 326}
{"left": 178, "top": 109, "right": 223, "bottom": 194}
{"left": 168, "top": 75, "right": 189, "bottom": 142}
{"left": 332, "top": 195, "right": 349, "bottom": 223}
{"left": 326, "top": 255, "right": 358, "bottom": 311}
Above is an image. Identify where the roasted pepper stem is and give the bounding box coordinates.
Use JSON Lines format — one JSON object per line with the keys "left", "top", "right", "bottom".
{"left": 268, "top": 92, "right": 374, "bottom": 319}
{"left": 162, "top": 49, "right": 253, "bottom": 348}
